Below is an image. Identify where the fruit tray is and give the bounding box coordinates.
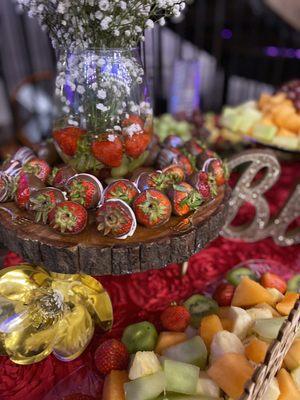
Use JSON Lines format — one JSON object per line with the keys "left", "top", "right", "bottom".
{"left": 0, "top": 185, "right": 230, "bottom": 275}
{"left": 210, "top": 260, "right": 300, "bottom": 400}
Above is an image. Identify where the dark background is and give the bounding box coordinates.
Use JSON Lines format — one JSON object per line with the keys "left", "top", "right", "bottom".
{"left": 0, "top": 0, "right": 299, "bottom": 151}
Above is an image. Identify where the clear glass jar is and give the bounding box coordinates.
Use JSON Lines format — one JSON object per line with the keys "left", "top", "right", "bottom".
{"left": 53, "top": 48, "right": 153, "bottom": 177}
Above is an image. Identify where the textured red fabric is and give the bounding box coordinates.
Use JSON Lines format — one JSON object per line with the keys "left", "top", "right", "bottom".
{"left": 0, "top": 161, "right": 299, "bottom": 400}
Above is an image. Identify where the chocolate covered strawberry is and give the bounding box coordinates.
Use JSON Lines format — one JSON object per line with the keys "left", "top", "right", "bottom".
{"left": 135, "top": 171, "right": 169, "bottom": 192}
{"left": 103, "top": 179, "right": 139, "bottom": 205}
{"left": 11, "top": 147, "right": 36, "bottom": 166}
{"left": 188, "top": 171, "right": 217, "bottom": 199}
{"left": 176, "top": 153, "right": 194, "bottom": 176}
{"left": 0, "top": 173, "right": 16, "bottom": 202}
{"left": 22, "top": 158, "right": 51, "bottom": 183}
{"left": 29, "top": 188, "right": 65, "bottom": 224}
{"left": 48, "top": 201, "right": 87, "bottom": 234}
{"left": 168, "top": 182, "right": 203, "bottom": 216}
{"left": 157, "top": 148, "right": 180, "bottom": 170}
{"left": 203, "top": 158, "right": 229, "bottom": 186}
{"left": 96, "top": 199, "right": 137, "bottom": 239}
{"left": 48, "top": 165, "right": 76, "bottom": 189}
{"left": 133, "top": 189, "right": 171, "bottom": 228}
{"left": 163, "top": 135, "right": 184, "bottom": 149}
{"left": 53, "top": 126, "right": 86, "bottom": 157}
{"left": 67, "top": 173, "right": 103, "bottom": 209}
{"left": 15, "top": 171, "right": 44, "bottom": 209}
{"left": 2, "top": 159, "right": 22, "bottom": 177}
{"left": 162, "top": 164, "right": 185, "bottom": 186}
{"left": 91, "top": 133, "right": 123, "bottom": 167}
{"left": 184, "top": 139, "right": 205, "bottom": 156}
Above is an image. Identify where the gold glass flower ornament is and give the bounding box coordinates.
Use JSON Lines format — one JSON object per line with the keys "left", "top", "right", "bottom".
{"left": 0, "top": 264, "right": 113, "bottom": 365}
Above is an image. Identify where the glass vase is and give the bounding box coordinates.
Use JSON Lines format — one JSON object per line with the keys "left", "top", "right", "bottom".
{"left": 53, "top": 48, "right": 153, "bottom": 178}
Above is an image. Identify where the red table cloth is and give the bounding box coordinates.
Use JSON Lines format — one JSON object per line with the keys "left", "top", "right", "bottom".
{"left": 1, "top": 161, "right": 300, "bottom": 400}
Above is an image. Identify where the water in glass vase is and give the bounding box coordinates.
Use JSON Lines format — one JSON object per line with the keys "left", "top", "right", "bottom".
{"left": 53, "top": 48, "right": 153, "bottom": 178}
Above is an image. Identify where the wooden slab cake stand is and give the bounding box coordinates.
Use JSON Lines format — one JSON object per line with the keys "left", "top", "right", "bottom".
{"left": 0, "top": 186, "right": 230, "bottom": 275}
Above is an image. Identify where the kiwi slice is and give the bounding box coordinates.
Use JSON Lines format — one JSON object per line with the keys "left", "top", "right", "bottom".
{"left": 226, "top": 267, "right": 258, "bottom": 286}
{"left": 287, "top": 275, "right": 300, "bottom": 293}
{"left": 184, "top": 295, "right": 218, "bottom": 328}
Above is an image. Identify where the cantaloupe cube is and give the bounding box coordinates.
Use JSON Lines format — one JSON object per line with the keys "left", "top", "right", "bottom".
{"left": 245, "top": 337, "right": 268, "bottom": 364}
{"left": 277, "top": 368, "right": 300, "bottom": 400}
{"left": 284, "top": 340, "right": 300, "bottom": 371}
{"left": 231, "top": 277, "right": 275, "bottom": 308}
{"left": 220, "top": 318, "right": 233, "bottom": 331}
{"left": 199, "top": 314, "right": 223, "bottom": 348}
{"left": 155, "top": 332, "right": 187, "bottom": 355}
{"left": 103, "top": 370, "right": 128, "bottom": 400}
{"left": 276, "top": 293, "right": 299, "bottom": 316}
{"left": 207, "top": 353, "right": 254, "bottom": 399}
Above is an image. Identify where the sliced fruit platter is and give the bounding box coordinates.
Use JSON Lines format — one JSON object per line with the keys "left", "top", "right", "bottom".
{"left": 0, "top": 141, "right": 229, "bottom": 274}
{"left": 96, "top": 263, "right": 300, "bottom": 400}
{"left": 221, "top": 80, "right": 300, "bottom": 152}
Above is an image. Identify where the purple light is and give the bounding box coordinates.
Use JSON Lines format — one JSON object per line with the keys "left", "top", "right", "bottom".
{"left": 296, "top": 50, "right": 300, "bottom": 59}
{"left": 265, "top": 46, "right": 279, "bottom": 57}
{"left": 284, "top": 48, "right": 295, "bottom": 58}
{"left": 221, "top": 29, "right": 233, "bottom": 40}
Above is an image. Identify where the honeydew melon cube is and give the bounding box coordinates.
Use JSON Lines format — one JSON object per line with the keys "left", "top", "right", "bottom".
{"left": 252, "top": 123, "right": 277, "bottom": 142}
{"left": 261, "top": 378, "right": 280, "bottom": 400}
{"left": 196, "top": 372, "right": 221, "bottom": 398}
{"left": 162, "top": 336, "right": 207, "bottom": 368}
{"left": 228, "top": 306, "right": 253, "bottom": 340}
{"left": 238, "top": 108, "right": 262, "bottom": 132}
{"left": 252, "top": 317, "right": 287, "bottom": 341}
{"left": 221, "top": 111, "right": 243, "bottom": 132}
{"left": 272, "top": 135, "right": 299, "bottom": 151}
{"left": 163, "top": 359, "right": 199, "bottom": 395}
{"left": 124, "top": 370, "right": 165, "bottom": 400}
{"left": 209, "top": 331, "right": 244, "bottom": 365}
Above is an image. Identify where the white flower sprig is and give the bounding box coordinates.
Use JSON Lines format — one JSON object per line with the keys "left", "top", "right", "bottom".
{"left": 15, "top": 0, "right": 187, "bottom": 50}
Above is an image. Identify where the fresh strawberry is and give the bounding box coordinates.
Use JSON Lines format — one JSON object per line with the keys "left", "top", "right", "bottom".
{"left": 15, "top": 171, "right": 44, "bottom": 209}
{"left": 213, "top": 283, "right": 235, "bottom": 306}
{"left": 94, "top": 339, "right": 129, "bottom": 375}
{"left": 133, "top": 189, "right": 171, "bottom": 228}
{"left": 188, "top": 171, "right": 217, "bottom": 199}
{"left": 161, "top": 304, "right": 191, "bottom": 332}
{"left": 48, "top": 201, "right": 87, "bottom": 234}
{"left": 29, "top": 188, "right": 65, "bottom": 224}
{"left": 124, "top": 130, "right": 151, "bottom": 159}
{"left": 260, "top": 273, "right": 287, "bottom": 294}
{"left": 49, "top": 165, "right": 76, "bottom": 189}
{"left": 91, "top": 133, "right": 123, "bottom": 167}
{"left": 53, "top": 127, "right": 86, "bottom": 157}
{"left": 67, "top": 174, "right": 103, "bottom": 209}
{"left": 22, "top": 158, "right": 51, "bottom": 183}
{"left": 135, "top": 171, "right": 169, "bottom": 192}
{"left": 162, "top": 164, "right": 185, "bottom": 186}
{"left": 121, "top": 114, "right": 144, "bottom": 128}
{"left": 96, "top": 199, "right": 136, "bottom": 239}
{"left": 168, "top": 182, "right": 203, "bottom": 216}
{"left": 103, "top": 179, "right": 139, "bottom": 205}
